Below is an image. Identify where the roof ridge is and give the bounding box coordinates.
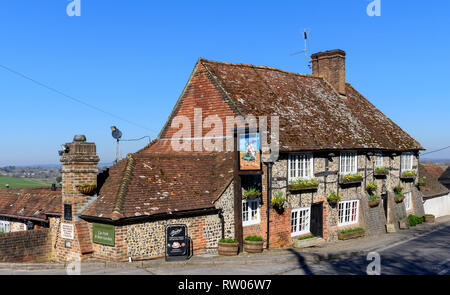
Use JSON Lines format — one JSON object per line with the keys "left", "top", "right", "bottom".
{"left": 199, "top": 58, "right": 322, "bottom": 79}
{"left": 111, "top": 154, "right": 136, "bottom": 220}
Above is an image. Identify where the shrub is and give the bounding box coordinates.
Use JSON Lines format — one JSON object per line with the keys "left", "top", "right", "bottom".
{"left": 298, "top": 234, "right": 315, "bottom": 240}
{"left": 340, "top": 227, "right": 364, "bottom": 234}
{"left": 245, "top": 235, "right": 263, "bottom": 242}
{"left": 408, "top": 214, "right": 424, "bottom": 227}
{"left": 219, "top": 238, "right": 237, "bottom": 244}
{"left": 243, "top": 188, "right": 261, "bottom": 199}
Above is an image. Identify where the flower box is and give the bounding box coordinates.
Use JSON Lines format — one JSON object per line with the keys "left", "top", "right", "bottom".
{"left": 293, "top": 237, "right": 319, "bottom": 249}
{"left": 424, "top": 215, "right": 435, "bottom": 223}
{"left": 400, "top": 170, "right": 417, "bottom": 181}
{"left": 218, "top": 242, "right": 239, "bottom": 256}
{"left": 339, "top": 175, "right": 363, "bottom": 185}
{"left": 374, "top": 169, "right": 388, "bottom": 177}
{"left": 338, "top": 229, "right": 365, "bottom": 240}
{"left": 244, "top": 240, "right": 264, "bottom": 253}
{"left": 288, "top": 183, "right": 319, "bottom": 192}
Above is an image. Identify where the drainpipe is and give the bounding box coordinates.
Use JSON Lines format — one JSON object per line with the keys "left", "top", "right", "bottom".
{"left": 266, "top": 162, "right": 273, "bottom": 249}
{"left": 218, "top": 209, "right": 225, "bottom": 239}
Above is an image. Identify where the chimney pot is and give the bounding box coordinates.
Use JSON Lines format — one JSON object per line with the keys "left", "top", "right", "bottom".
{"left": 311, "top": 49, "right": 346, "bottom": 95}
{"left": 73, "top": 134, "right": 86, "bottom": 142}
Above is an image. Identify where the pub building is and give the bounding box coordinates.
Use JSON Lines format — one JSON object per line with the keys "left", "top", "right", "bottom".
{"left": 8, "top": 50, "right": 429, "bottom": 262}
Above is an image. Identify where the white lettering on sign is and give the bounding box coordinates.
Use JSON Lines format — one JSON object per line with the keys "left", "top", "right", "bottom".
{"left": 61, "top": 223, "right": 74, "bottom": 240}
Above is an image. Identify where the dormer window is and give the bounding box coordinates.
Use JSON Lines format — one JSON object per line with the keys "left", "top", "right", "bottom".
{"left": 340, "top": 152, "right": 357, "bottom": 175}
{"left": 288, "top": 153, "right": 313, "bottom": 180}
{"left": 401, "top": 152, "right": 414, "bottom": 172}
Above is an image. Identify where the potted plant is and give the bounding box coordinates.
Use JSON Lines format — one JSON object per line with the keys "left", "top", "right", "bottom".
{"left": 326, "top": 191, "right": 341, "bottom": 207}
{"left": 366, "top": 182, "right": 378, "bottom": 194}
{"left": 368, "top": 194, "right": 381, "bottom": 207}
{"left": 218, "top": 238, "right": 239, "bottom": 256}
{"left": 338, "top": 228, "right": 365, "bottom": 240}
{"left": 400, "top": 169, "right": 417, "bottom": 180}
{"left": 243, "top": 188, "right": 261, "bottom": 200}
{"left": 271, "top": 191, "right": 287, "bottom": 214}
{"left": 77, "top": 183, "right": 97, "bottom": 196}
{"left": 339, "top": 173, "right": 363, "bottom": 185}
{"left": 293, "top": 234, "right": 319, "bottom": 248}
{"left": 288, "top": 178, "right": 319, "bottom": 192}
{"left": 424, "top": 214, "right": 435, "bottom": 223}
{"left": 374, "top": 167, "right": 388, "bottom": 177}
{"left": 243, "top": 235, "right": 264, "bottom": 253}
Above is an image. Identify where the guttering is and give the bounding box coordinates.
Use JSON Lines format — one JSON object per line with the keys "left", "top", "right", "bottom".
{"left": 80, "top": 207, "right": 219, "bottom": 226}
{"left": 0, "top": 214, "right": 49, "bottom": 223}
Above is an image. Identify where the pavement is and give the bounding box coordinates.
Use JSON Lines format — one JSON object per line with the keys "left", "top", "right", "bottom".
{"left": 0, "top": 215, "right": 449, "bottom": 275}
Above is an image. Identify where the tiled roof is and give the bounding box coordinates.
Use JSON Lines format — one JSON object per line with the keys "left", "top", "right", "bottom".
{"left": 421, "top": 164, "right": 445, "bottom": 179}
{"left": 82, "top": 151, "right": 233, "bottom": 219}
{"left": 0, "top": 187, "right": 61, "bottom": 222}
{"left": 199, "top": 59, "right": 423, "bottom": 151}
{"left": 439, "top": 166, "right": 450, "bottom": 189}
{"left": 419, "top": 165, "right": 449, "bottom": 199}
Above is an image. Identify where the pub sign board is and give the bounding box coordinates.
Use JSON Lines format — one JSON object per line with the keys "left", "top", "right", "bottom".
{"left": 165, "top": 224, "right": 189, "bottom": 260}
{"left": 92, "top": 223, "right": 115, "bottom": 246}
{"left": 239, "top": 132, "right": 261, "bottom": 171}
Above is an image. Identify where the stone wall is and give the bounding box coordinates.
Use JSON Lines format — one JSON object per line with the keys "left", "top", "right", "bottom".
{"left": 0, "top": 229, "right": 53, "bottom": 262}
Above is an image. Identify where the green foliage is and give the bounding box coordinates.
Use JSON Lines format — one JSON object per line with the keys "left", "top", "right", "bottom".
{"left": 245, "top": 235, "right": 263, "bottom": 242}
{"left": 340, "top": 173, "right": 363, "bottom": 181}
{"left": 366, "top": 182, "right": 378, "bottom": 191}
{"left": 402, "top": 170, "right": 417, "bottom": 176}
{"left": 375, "top": 167, "right": 388, "bottom": 173}
{"left": 393, "top": 183, "right": 403, "bottom": 193}
{"left": 289, "top": 178, "right": 319, "bottom": 190}
{"left": 327, "top": 191, "right": 342, "bottom": 202}
{"left": 0, "top": 176, "right": 52, "bottom": 188}
{"left": 340, "top": 227, "right": 364, "bottom": 234}
{"left": 369, "top": 194, "right": 380, "bottom": 201}
{"left": 219, "top": 238, "right": 237, "bottom": 244}
{"left": 417, "top": 177, "right": 426, "bottom": 186}
{"left": 243, "top": 188, "right": 261, "bottom": 199}
{"left": 408, "top": 214, "right": 424, "bottom": 227}
{"left": 272, "top": 191, "right": 287, "bottom": 209}
{"left": 424, "top": 214, "right": 434, "bottom": 217}
{"left": 298, "top": 234, "right": 315, "bottom": 240}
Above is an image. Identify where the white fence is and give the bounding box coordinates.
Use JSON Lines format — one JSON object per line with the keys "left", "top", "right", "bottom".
{"left": 423, "top": 193, "right": 450, "bottom": 217}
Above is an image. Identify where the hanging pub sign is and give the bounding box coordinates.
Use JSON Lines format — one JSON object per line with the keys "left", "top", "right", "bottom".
{"left": 92, "top": 223, "right": 115, "bottom": 246}
{"left": 165, "top": 224, "right": 189, "bottom": 261}
{"left": 239, "top": 132, "right": 261, "bottom": 171}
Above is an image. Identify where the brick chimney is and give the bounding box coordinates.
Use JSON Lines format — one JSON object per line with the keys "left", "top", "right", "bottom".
{"left": 311, "top": 49, "right": 346, "bottom": 95}
{"left": 57, "top": 135, "right": 99, "bottom": 262}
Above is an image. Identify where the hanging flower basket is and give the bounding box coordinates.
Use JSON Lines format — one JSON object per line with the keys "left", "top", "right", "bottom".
{"left": 394, "top": 193, "right": 405, "bottom": 203}
{"left": 243, "top": 188, "right": 261, "bottom": 200}
{"left": 368, "top": 199, "right": 380, "bottom": 208}
{"left": 326, "top": 191, "right": 341, "bottom": 207}
{"left": 271, "top": 191, "right": 287, "bottom": 214}
{"left": 77, "top": 184, "right": 97, "bottom": 196}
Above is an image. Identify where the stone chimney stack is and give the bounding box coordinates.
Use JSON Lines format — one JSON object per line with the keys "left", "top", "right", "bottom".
{"left": 311, "top": 49, "right": 346, "bottom": 95}
{"left": 60, "top": 135, "right": 99, "bottom": 220}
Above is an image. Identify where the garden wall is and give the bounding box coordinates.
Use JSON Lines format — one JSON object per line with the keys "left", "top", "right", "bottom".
{"left": 0, "top": 229, "right": 53, "bottom": 262}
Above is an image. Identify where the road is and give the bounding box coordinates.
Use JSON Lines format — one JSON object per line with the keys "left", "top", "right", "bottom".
{"left": 1, "top": 225, "right": 448, "bottom": 275}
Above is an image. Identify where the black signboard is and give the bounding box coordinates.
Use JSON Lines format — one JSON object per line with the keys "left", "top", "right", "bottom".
{"left": 165, "top": 224, "right": 189, "bottom": 261}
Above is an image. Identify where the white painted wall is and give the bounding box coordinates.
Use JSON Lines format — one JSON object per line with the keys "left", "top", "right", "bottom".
{"left": 423, "top": 193, "right": 450, "bottom": 217}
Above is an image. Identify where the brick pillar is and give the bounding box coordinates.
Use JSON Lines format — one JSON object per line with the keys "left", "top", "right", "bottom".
{"left": 56, "top": 135, "right": 99, "bottom": 262}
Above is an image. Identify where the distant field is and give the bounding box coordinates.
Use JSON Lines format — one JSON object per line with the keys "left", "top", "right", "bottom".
{"left": 0, "top": 176, "right": 52, "bottom": 188}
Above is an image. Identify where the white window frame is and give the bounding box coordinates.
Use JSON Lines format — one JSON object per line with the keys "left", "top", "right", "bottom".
{"left": 0, "top": 220, "right": 10, "bottom": 233}
{"left": 401, "top": 152, "right": 414, "bottom": 172}
{"left": 404, "top": 192, "right": 412, "bottom": 211}
{"left": 339, "top": 152, "right": 358, "bottom": 175}
{"left": 288, "top": 153, "right": 314, "bottom": 180}
{"left": 291, "top": 207, "right": 311, "bottom": 237}
{"left": 242, "top": 199, "right": 260, "bottom": 226}
{"left": 375, "top": 152, "right": 383, "bottom": 168}
{"left": 338, "top": 200, "right": 359, "bottom": 226}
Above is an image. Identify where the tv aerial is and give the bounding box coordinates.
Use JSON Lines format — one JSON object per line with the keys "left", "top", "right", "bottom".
{"left": 290, "top": 28, "right": 312, "bottom": 69}
{"left": 111, "top": 126, "right": 122, "bottom": 163}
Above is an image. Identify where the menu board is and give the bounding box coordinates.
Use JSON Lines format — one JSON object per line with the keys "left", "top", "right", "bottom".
{"left": 166, "top": 224, "right": 188, "bottom": 258}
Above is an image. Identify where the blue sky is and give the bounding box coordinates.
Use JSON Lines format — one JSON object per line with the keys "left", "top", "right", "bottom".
{"left": 0, "top": 0, "right": 449, "bottom": 166}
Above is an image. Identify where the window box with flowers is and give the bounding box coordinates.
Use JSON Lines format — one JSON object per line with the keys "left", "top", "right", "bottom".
{"left": 326, "top": 191, "right": 341, "bottom": 207}
{"left": 288, "top": 178, "right": 319, "bottom": 192}
{"left": 338, "top": 227, "right": 365, "bottom": 240}
{"left": 374, "top": 167, "right": 388, "bottom": 177}
{"left": 400, "top": 170, "right": 417, "bottom": 180}
{"left": 339, "top": 173, "right": 363, "bottom": 185}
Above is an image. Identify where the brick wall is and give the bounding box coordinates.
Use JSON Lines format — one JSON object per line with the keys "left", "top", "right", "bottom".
{"left": 0, "top": 229, "right": 52, "bottom": 262}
